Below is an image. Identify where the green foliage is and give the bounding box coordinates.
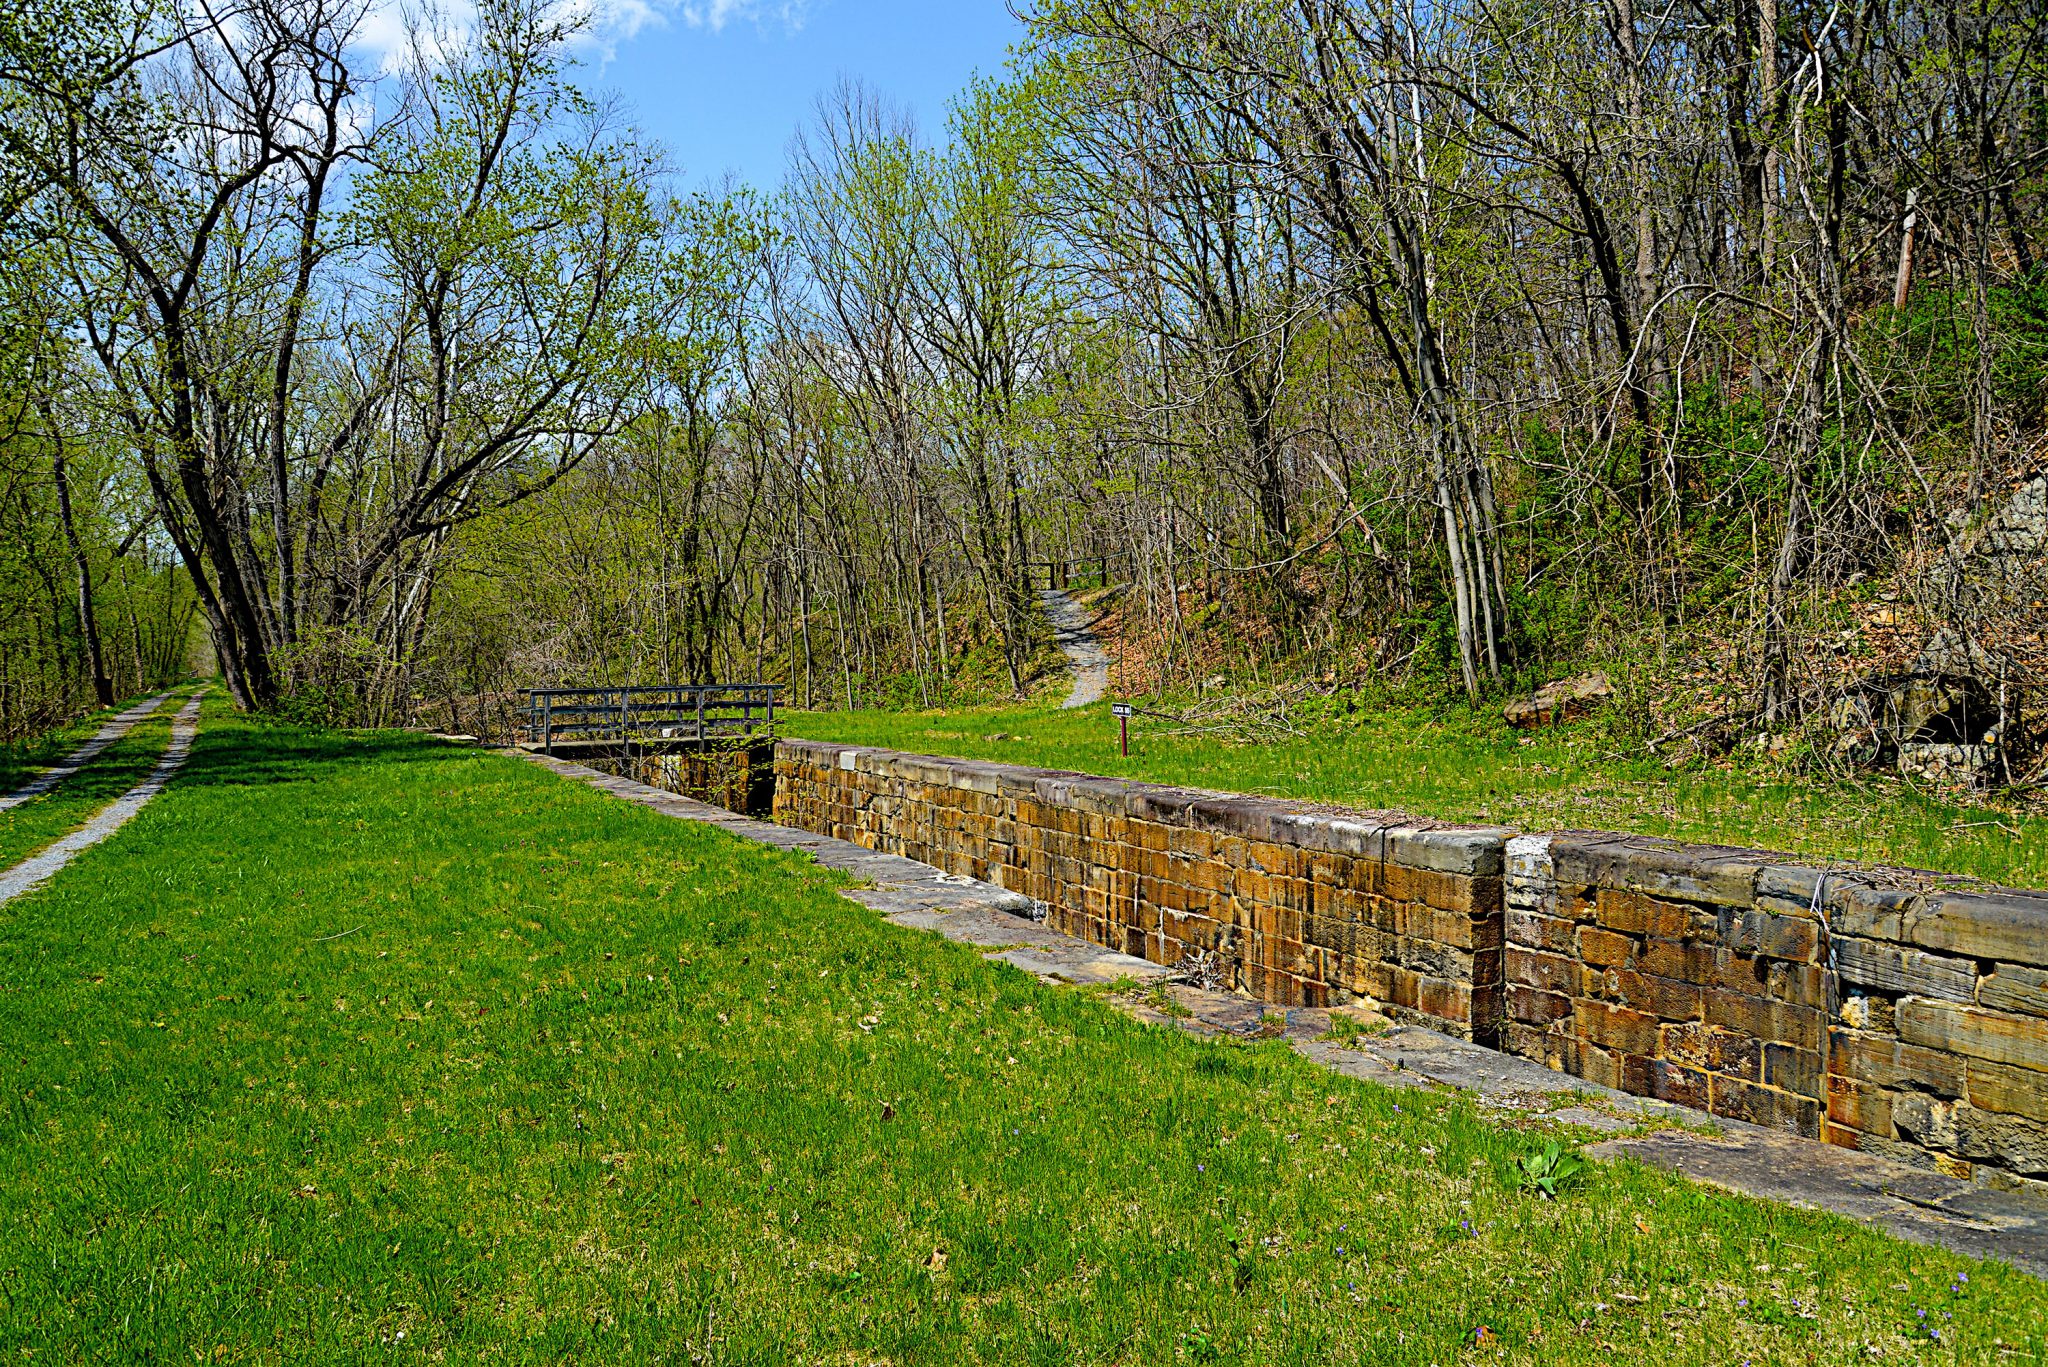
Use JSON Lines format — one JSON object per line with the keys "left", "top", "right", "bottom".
{"left": 1513, "top": 1140, "right": 1587, "bottom": 1200}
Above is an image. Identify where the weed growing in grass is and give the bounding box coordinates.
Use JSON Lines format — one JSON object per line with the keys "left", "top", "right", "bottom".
{"left": 1318, "top": 1012, "right": 1388, "bottom": 1046}
{"left": 1514, "top": 1140, "right": 1589, "bottom": 1200}
{"left": 0, "top": 705, "right": 2042, "bottom": 1361}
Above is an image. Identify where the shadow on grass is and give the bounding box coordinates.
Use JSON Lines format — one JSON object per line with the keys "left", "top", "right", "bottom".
{"left": 174, "top": 720, "right": 467, "bottom": 791}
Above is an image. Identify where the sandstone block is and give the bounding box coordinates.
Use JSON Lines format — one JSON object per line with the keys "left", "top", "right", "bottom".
{"left": 1967, "top": 1056, "right": 2048, "bottom": 1125}
{"left": 1765, "top": 960, "right": 1827, "bottom": 1009}
{"left": 1765, "top": 1042, "right": 1822, "bottom": 1099}
{"left": 1980, "top": 965, "right": 2048, "bottom": 1019}
{"left": 1661, "top": 1020, "right": 1760, "bottom": 1079}
{"left": 1506, "top": 908, "right": 1577, "bottom": 954}
{"left": 1507, "top": 947, "right": 1575, "bottom": 994}
{"left": 1834, "top": 937, "right": 1977, "bottom": 1003}
{"left": 1578, "top": 927, "right": 1637, "bottom": 969}
{"left": 1909, "top": 890, "right": 2048, "bottom": 968}
{"left": 1730, "top": 909, "right": 1820, "bottom": 961}
{"left": 1575, "top": 1000, "right": 1660, "bottom": 1056}
{"left": 1712, "top": 1075, "right": 1822, "bottom": 1137}
{"left": 1589, "top": 966, "right": 1704, "bottom": 1021}
{"left": 1705, "top": 988, "right": 1821, "bottom": 1050}
{"left": 1952, "top": 1105, "right": 2048, "bottom": 1177}
{"left": 1508, "top": 984, "right": 1573, "bottom": 1026}
{"left": 1827, "top": 1074, "right": 1894, "bottom": 1137}
{"left": 1637, "top": 936, "right": 1718, "bottom": 984}
{"left": 1898, "top": 999, "right": 2048, "bottom": 1074}
{"left": 1386, "top": 826, "right": 1507, "bottom": 877}
{"left": 1621, "top": 1055, "right": 1710, "bottom": 1110}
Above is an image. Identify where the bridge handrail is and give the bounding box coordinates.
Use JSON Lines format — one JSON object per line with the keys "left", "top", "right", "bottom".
{"left": 525, "top": 683, "right": 778, "bottom": 755}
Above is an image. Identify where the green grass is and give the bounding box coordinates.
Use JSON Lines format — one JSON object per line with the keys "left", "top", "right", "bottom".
{"left": 782, "top": 700, "right": 2048, "bottom": 887}
{"left": 0, "top": 706, "right": 180, "bottom": 870}
{"left": 1, "top": 703, "right": 2043, "bottom": 1361}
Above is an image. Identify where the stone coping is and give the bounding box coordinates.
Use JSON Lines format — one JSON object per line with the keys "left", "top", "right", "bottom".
{"left": 777, "top": 738, "right": 1510, "bottom": 877}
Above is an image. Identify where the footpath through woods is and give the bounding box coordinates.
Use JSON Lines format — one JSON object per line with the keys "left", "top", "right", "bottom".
{"left": 522, "top": 747, "right": 2048, "bottom": 1278}
{"left": 1040, "top": 588, "right": 1109, "bottom": 709}
{"left": 0, "top": 691, "right": 205, "bottom": 909}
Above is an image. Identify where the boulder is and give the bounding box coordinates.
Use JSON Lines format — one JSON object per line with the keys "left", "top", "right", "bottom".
{"left": 1879, "top": 673, "right": 1998, "bottom": 746}
{"left": 1503, "top": 672, "right": 1614, "bottom": 729}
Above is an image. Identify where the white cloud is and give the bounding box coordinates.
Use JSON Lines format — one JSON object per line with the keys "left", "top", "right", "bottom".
{"left": 676, "top": 0, "right": 810, "bottom": 33}
{"left": 350, "top": 0, "right": 810, "bottom": 74}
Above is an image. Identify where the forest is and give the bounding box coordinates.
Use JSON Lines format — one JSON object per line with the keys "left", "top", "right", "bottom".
{"left": 2, "top": 0, "right": 2043, "bottom": 784}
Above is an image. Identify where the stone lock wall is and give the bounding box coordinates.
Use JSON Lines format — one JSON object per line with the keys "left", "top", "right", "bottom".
{"left": 770, "top": 739, "right": 2048, "bottom": 1187}
{"left": 1818, "top": 882, "right": 2048, "bottom": 1179}
{"left": 588, "top": 741, "right": 777, "bottom": 816}
{"left": 1503, "top": 834, "right": 2048, "bottom": 1180}
{"left": 1504, "top": 835, "right": 1836, "bottom": 1138}
{"left": 772, "top": 740, "right": 1507, "bottom": 1038}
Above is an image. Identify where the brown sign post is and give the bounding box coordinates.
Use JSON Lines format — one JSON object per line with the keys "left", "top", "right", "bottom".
{"left": 1111, "top": 701, "right": 1133, "bottom": 756}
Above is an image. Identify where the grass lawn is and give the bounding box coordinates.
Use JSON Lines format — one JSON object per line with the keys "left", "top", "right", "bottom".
{"left": 781, "top": 700, "right": 2048, "bottom": 888}
{"left": 1, "top": 703, "right": 2043, "bottom": 1362}
{"left": 0, "top": 704, "right": 180, "bottom": 871}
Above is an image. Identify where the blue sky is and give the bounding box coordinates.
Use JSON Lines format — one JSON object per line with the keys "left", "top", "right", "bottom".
{"left": 588, "top": 1, "right": 1028, "bottom": 190}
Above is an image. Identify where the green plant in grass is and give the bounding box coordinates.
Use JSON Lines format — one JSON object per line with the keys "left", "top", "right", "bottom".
{"left": 1319, "top": 1012, "right": 1387, "bottom": 1045}
{"left": 1515, "top": 1140, "right": 1587, "bottom": 1199}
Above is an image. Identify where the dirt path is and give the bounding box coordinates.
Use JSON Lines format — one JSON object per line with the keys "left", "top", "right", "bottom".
{"left": 0, "top": 691, "right": 175, "bottom": 812}
{"left": 1039, "top": 589, "right": 1109, "bottom": 709}
{"left": 0, "top": 691, "right": 205, "bottom": 909}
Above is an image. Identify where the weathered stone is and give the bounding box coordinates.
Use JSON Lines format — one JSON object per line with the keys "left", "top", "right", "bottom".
{"left": 1506, "top": 947, "right": 1575, "bottom": 994}
{"left": 1766, "top": 1042, "right": 1822, "bottom": 1100}
{"left": 1731, "top": 908, "right": 1821, "bottom": 961}
{"left": 1982, "top": 966, "right": 2048, "bottom": 1019}
{"left": 1952, "top": 1105, "right": 2048, "bottom": 1176}
{"left": 1502, "top": 671, "right": 1613, "bottom": 728}
{"left": 1590, "top": 966, "right": 1705, "bottom": 1020}
{"left": 1622, "top": 1055, "right": 1710, "bottom": 1110}
{"left": 1898, "top": 999, "right": 2048, "bottom": 1074}
{"left": 1969, "top": 1057, "right": 2048, "bottom": 1125}
{"left": 1833, "top": 937, "right": 1978, "bottom": 1003}
{"left": 1551, "top": 835, "right": 1768, "bottom": 909}
{"left": 1574, "top": 1000, "right": 1660, "bottom": 1056}
{"left": 1385, "top": 826, "right": 1508, "bottom": 878}
{"left": 1828, "top": 1074, "right": 1894, "bottom": 1137}
{"left": 1827, "top": 881, "right": 1920, "bottom": 941}
{"left": 1636, "top": 935, "right": 1719, "bottom": 983}
{"left": 1712, "top": 1075, "right": 1822, "bottom": 1137}
{"left": 1577, "top": 926, "right": 1637, "bottom": 969}
{"left": 1663, "top": 1020, "right": 1761, "bottom": 1079}
{"left": 1705, "top": 987, "right": 1820, "bottom": 1050}
{"left": 1507, "top": 983, "right": 1573, "bottom": 1026}
{"left": 1909, "top": 890, "right": 2048, "bottom": 968}
{"left": 1506, "top": 906, "right": 1576, "bottom": 953}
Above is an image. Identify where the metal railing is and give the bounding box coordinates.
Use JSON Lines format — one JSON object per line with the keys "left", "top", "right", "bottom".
{"left": 527, "top": 684, "right": 777, "bottom": 755}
